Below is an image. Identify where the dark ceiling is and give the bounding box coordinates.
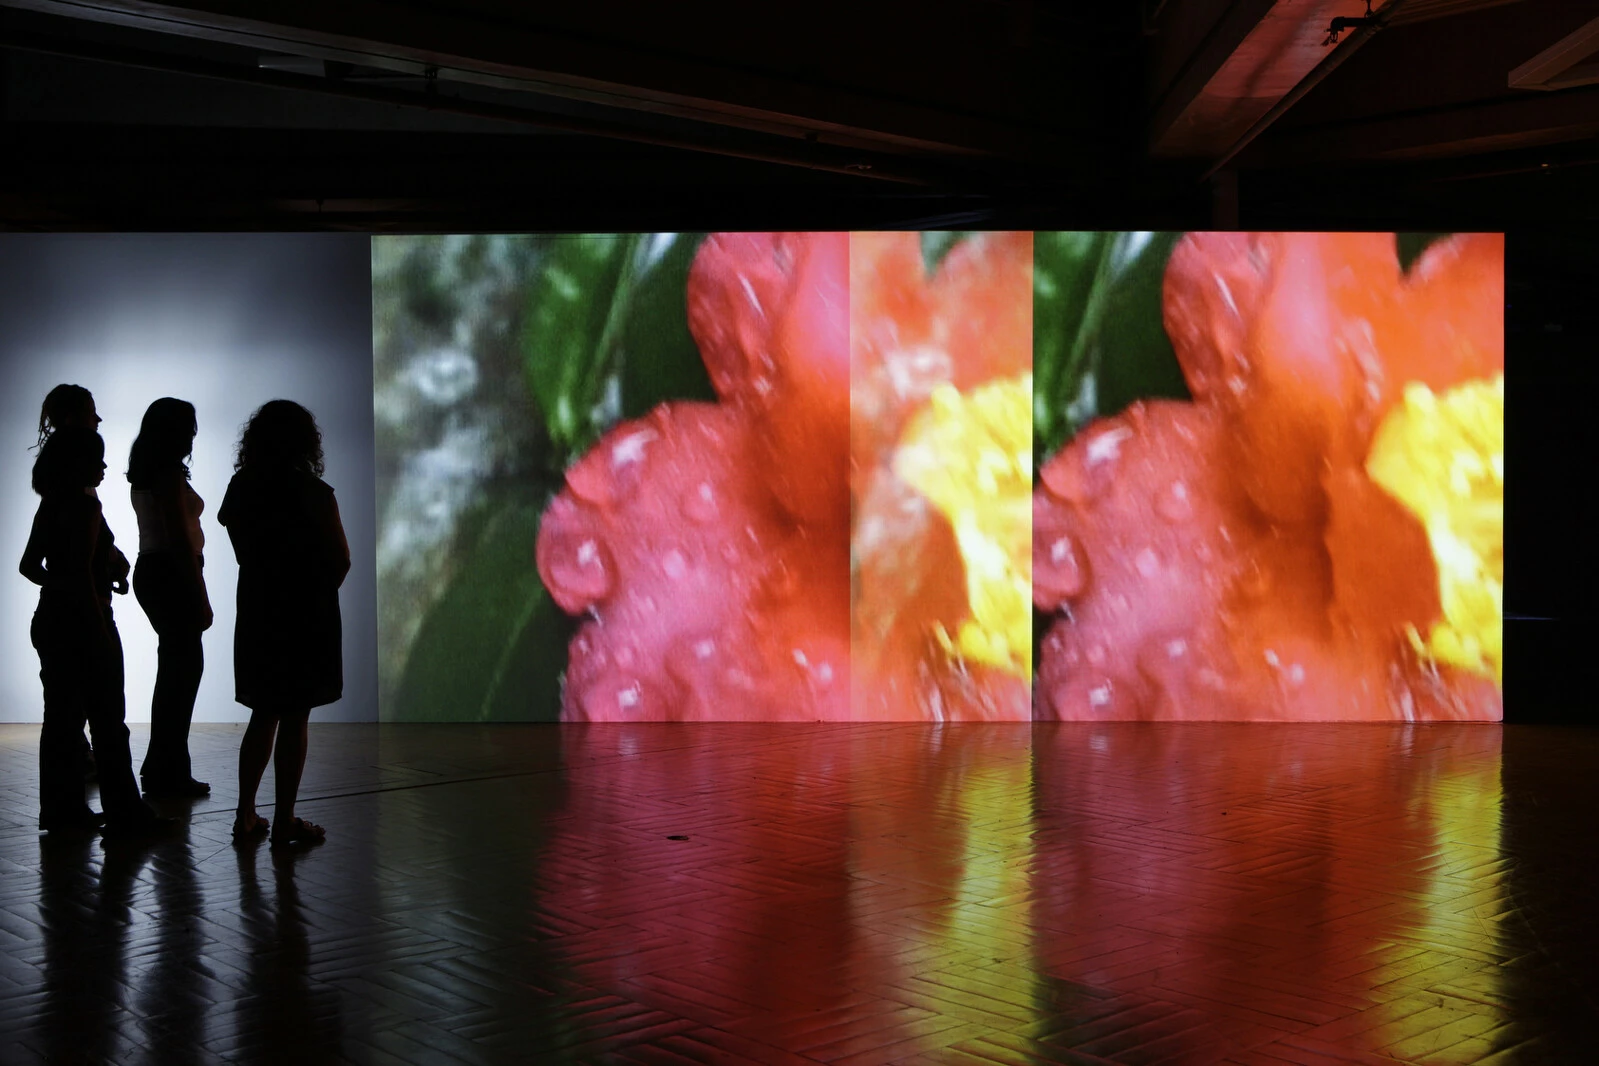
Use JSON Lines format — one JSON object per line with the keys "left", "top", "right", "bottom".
{"left": 0, "top": 0, "right": 1596, "bottom": 230}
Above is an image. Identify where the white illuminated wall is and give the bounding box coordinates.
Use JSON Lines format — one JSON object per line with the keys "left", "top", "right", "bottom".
{"left": 0, "top": 234, "right": 377, "bottom": 723}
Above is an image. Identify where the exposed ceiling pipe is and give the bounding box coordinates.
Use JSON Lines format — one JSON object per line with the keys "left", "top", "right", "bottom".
{"left": 1201, "top": 0, "right": 1414, "bottom": 181}
{"left": 0, "top": 27, "right": 935, "bottom": 186}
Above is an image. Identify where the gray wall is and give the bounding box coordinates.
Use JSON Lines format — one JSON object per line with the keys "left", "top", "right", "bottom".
{"left": 0, "top": 234, "right": 376, "bottom": 723}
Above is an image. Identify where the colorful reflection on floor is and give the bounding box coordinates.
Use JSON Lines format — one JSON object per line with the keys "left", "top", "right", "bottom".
{"left": 1, "top": 722, "right": 1593, "bottom": 1064}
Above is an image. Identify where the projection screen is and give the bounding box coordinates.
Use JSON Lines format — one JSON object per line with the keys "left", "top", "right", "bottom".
{"left": 374, "top": 231, "right": 1503, "bottom": 722}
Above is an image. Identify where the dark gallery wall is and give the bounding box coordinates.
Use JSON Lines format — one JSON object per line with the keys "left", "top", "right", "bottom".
{"left": 1503, "top": 228, "right": 1597, "bottom": 725}
{"left": 0, "top": 233, "right": 377, "bottom": 723}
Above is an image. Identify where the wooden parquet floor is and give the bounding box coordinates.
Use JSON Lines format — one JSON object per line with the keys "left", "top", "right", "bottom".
{"left": 0, "top": 722, "right": 1593, "bottom": 1064}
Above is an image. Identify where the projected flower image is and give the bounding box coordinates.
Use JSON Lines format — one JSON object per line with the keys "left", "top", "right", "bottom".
{"left": 374, "top": 232, "right": 1031, "bottom": 721}
{"left": 1032, "top": 232, "right": 1503, "bottom": 721}
{"left": 538, "top": 232, "right": 1033, "bottom": 721}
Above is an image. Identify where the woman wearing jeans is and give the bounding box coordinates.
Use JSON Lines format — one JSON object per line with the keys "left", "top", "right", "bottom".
{"left": 22, "top": 427, "right": 165, "bottom": 836}
{"left": 128, "top": 397, "right": 213, "bottom": 798}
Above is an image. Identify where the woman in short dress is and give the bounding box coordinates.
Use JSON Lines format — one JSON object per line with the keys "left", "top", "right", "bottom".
{"left": 221, "top": 400, "right": 349, "bottom": 848}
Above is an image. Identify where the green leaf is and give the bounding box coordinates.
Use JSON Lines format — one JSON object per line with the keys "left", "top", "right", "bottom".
{"left": 922, "top": 231, "right": 977, "bottom": 275}
{"left": 616, "top": 233, "right": 716, "bottom": 418}
{"left": 1092, "top": 231, "right": 1190, "bottom": 419}
{"left": 1032, "top": 231, "right": 1108, "bottom": 469}
{"left": 389, "top": 490, "right": 574, "bottom": 722}
{"left": 521, "top": 234, "right": 639, "bottom": 461}
{"left": 1032, "top": 231, "right": 1190, "bottom": 469}
{"left": 1397, "top": 232, "right": 1452, "bottom": 272}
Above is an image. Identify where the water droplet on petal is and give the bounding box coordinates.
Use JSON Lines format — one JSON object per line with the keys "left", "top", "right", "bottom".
{"left": 1134, "top": 548, "right": 1161, "bottom": 578}
{"left": 1041, "top": 458, "right": 1092, "bottom": 503}
{"left": 610, "top": 428, "right": 658, "bottom": 469}
{"left": 682, "top": 481, "right": 720, "bottom": 524}
{"left": 1086, "top": 643, "right": 1108, "bottom": 666}
{"left": 661, "top": 549, "right": 688, "bottom": 580}
{"left": 547, "top": 535, "right": 613, "bottom": 601}
{"left": 577, "top": 676, "right": 661, "bottom": 722}
{"left": 1037, "top": 534, "right": 1086, "bottom": 599}
{"left": 1085, "top": 427, "right": 1132, "bottom": 467}
{"left": 566, "top": 461, "right": 615, "bottom": 506}
{"left": 1155, "top": 480, "right": 1194, "bottom": 523}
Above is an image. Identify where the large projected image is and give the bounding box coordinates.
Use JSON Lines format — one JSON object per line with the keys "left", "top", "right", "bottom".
{"left": 373, "top": 232, "right": 1032, "bottom": 721}
{"left": 1032, "top": 232, "right": 1504, "bottom": 721}
{"left": 376, "top": 231, "right": 1502, "bottom": 723}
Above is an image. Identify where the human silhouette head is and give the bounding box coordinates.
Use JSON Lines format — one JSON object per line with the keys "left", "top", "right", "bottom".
{"left": 37, "top": 384, "right": 99, "bottom": 450}
{"left": 33, "top": 427, "right": 107, "bottom": 496}
{"left": 236, "top": 400, "right": 324, "bottom": 477}
{"left": 127, "top": 397, "right": 198, "bottom": 488}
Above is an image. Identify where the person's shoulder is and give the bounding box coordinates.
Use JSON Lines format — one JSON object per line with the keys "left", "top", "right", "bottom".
{"left": 218, "top": 470, "right": 250, "bottom": 518}
{"left": 286, "top": 470, "right": 334, "bottom": 501}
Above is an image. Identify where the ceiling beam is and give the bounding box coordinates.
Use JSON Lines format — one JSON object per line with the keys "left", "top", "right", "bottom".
{"left": 1509, "top": 15, "right": 1599, "bottom": 90}
{"left": 0, "top": 0, "right": 1072, "bottom": 165}
{"left": 1245, "top": 83, "right": 1599, "bottom": 163}
{"left": 1148, "top": 0, "right": 1373, "bottom": 158}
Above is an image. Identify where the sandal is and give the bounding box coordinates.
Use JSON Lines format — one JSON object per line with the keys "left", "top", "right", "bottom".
{"left": 270, "top": 817, "right": 326, "bottom": 850}
{"left": 232, "top": 812, "right": 270, "bottom": 841}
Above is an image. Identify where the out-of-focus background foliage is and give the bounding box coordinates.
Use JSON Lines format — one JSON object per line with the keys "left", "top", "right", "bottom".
{"left": 372, "top": 234, "right": 712, "bottom": 722}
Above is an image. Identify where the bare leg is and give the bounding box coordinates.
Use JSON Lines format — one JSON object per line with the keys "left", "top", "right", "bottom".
{"left": 235, "top": 708, "right": 278, "bottom": 831}
{"left": 271, "top": 708, "right": 311, "bottom": 834}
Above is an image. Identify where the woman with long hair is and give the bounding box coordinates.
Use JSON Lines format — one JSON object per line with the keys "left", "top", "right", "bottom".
{"left": 32, "top": 384, "right": 130, "bottom": 781}
{"left": 220, "top": 400, "right": 349, "bottom": 848}
{"left": 128, "top": 397, "right": 212, "bottom": 797}
{"left": 20, "top": 427, "right": 165, "bottom": 835}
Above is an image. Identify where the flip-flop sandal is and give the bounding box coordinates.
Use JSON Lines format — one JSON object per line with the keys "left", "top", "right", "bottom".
{"left": 270, "top": 817, "right": 326, "bottom": 850}
{"left": 232, "top": 814, "right": 270, "bottom": 841}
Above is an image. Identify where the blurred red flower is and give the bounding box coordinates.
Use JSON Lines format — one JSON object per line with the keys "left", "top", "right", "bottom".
{"left": 1034, "top": 232, "right": 1504, "bottom": 721}
{"left": 537, "top": 232, "right": 1033, "bottom": 721}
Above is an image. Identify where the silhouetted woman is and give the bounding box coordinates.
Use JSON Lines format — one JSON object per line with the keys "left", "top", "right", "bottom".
{"left": 20, "top": 427, "right": 164, "bottom": 835}
{"left": 128, "top": 397, "right": 213, "bottom": 797}
{"left": 36, "top": 384, "right": 131, "bottom": 779}
{"left": 221, "top": 401, "right": 349, "bottom": 848}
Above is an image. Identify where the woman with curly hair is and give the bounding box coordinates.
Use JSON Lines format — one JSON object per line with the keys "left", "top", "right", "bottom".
{"left": 220, "top": 400, "right": 350, "bottom": 848}
{"left": 128, "top": 397, "right": 213, "bottom": 797}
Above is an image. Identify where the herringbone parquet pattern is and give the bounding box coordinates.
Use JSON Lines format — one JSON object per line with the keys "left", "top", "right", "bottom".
{"left": 0, "top": 722, "right": 1593, "bottom": 1064}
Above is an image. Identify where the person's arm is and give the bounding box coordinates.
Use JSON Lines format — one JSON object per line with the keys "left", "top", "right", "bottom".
{"left": 324, "top": 492, "right": 352, "bottom": 589}
{"left": 79, "top": 502, "right": 116, "bottom": 653}
{"left": 108, "top": 533, "right": 130, "bottom": 596}
{"left": 19, "top": 506, "right": 48, "bottom": 585}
